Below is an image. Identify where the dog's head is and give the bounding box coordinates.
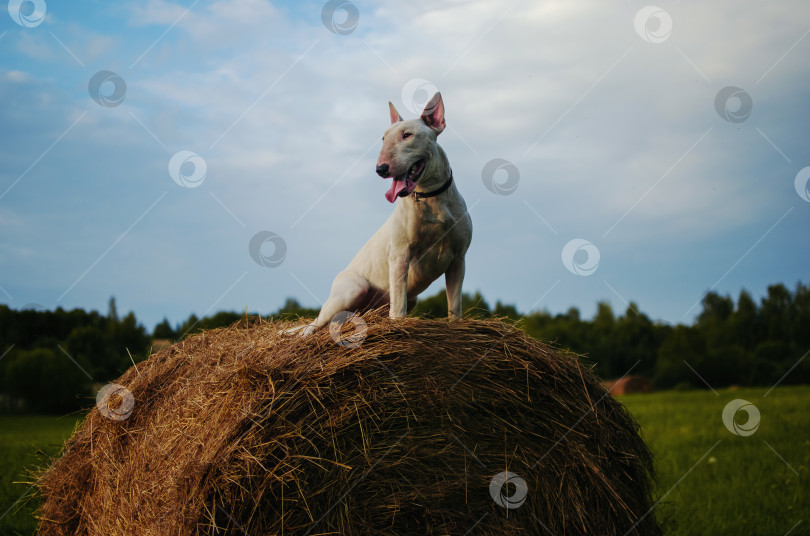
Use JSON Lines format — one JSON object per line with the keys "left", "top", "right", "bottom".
{"left": 376, "top": 92, "right": 445, "bottom": 203}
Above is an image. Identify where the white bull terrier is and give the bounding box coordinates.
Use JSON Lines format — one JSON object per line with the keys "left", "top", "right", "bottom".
{"left": 297, "top": 92, "right": 472, "bottom": 335}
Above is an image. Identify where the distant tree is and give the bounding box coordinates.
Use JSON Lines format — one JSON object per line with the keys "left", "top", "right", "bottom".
{"left": 533, "top": 308, "right": 586, "bottom": 356}
{"left": 65, "top": 325, "right": 106, "bottom": 379}
{"left": 654, "top": 325, "right": 706, "bottom": 389}
{"left": 697, "top": 292, "right": 734, "bottom": 324}
{"left": 791, "top": 282, "right": 810, "bottom": 349}
{"left": 520, "top": 310, "right": 553, "bottom": 342}
{"left": 696, "top": 291, "right": 734, "bottom": 350}
{"left": 761, "top": 283, "right": 792, "bottom": 342}
{"left": 274, "top": 298, "right": 319, "bottom": 319}
{"left": 749, "top": 340, "right": 792, "bottom": 385}
{"left": 107, "top": 311, "right": 149, "bottom": 368}
{"left": 610, "top": 304, "right": 660, "bottom": 379}
{"left": 411, "top": 290, "right": 492, "bottom": 319}
{"left": 177, "top": 314, "right": 200, "bottom": 338}
{"left": 108, "top": 296, "right": 119, "bottom": 323}
{"left": 198, "top": 311, "right": 243, "bottom": 331}
{"left": 493, "top": 300, "right": 520, "bottom": 320}
{"left": 153, "top": 318, "right": 176, "bottom": 339}
{"left": 589, "top": 302, "right": 617, "bottom": 377}
{"left": 703, "top": 345, "right": 748, "bottom": 387}
{"left": 728, "top": 289, "right": 761, "bottom": 351}
{"left": 593, "top": 301, "right": 615, "bottom": 328}
{"left": 2, "top": 347, "right": 92, "bottom": 413}
{"left": 462, "top": 291, "right": 491, "bottom": 318}
{"left": 410, "top": 290, "right": 448, "bottom": 318}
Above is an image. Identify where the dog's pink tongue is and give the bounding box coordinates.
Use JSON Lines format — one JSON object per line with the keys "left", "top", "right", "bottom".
{"left": 385, "top": 179, "right": 407, "bottom": 203}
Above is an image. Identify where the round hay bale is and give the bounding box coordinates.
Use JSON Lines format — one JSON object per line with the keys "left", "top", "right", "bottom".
{"left": 37, "top": 314, "right": 661, "bottom": 535}
{"left": 608, "top": 375, "right": 653, "bottom": 396}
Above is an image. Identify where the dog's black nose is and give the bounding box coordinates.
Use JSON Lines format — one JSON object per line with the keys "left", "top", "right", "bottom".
{"left": 376, "top": 164, "right": 389, "bottom": 178}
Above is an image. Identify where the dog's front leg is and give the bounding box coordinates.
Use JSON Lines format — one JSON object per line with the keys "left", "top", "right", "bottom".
{"left": 388, "top": 253, "right": 409, "bottom": 318}
{"left": 445, "top": 256, "right": 465, "bottom": 320}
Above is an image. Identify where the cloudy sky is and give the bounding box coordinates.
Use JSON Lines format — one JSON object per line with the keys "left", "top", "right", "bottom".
{"left": 1, "top": 0, "right": 808, "bottom": 331}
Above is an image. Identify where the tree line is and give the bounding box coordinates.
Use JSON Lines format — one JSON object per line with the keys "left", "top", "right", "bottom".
{"left": 1, "top": 283, "right": 808, "bottom": 413}
{"left": 412, "top": 283, "right": 809, "bottom": 388}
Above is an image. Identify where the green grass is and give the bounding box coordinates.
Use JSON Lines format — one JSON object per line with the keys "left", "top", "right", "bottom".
{"left": 0, "top": 387, "right": 808, "bottom": 535}
{"left": 0, "top": 414, "right": 84, "bottom": 536}
{"left": 621, "top": 385, "right": 809, "bottom": 535}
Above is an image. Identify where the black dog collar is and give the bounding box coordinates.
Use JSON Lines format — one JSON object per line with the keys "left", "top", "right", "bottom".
{"left": 413, "top": 168, "right": 453, "bottom": 203}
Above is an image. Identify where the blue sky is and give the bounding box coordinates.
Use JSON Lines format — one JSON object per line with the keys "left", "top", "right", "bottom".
{"left": 1, "top": 0, "right": 809, "bottom": 331}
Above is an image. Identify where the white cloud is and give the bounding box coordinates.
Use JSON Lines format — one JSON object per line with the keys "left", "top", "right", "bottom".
{"left": 6, "top": 70, "right": 30, "bottom": 82}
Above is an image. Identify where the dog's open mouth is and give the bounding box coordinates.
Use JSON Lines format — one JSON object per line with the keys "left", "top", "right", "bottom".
{"left": 385, "top": 160, "right": 425, "bottom": 203}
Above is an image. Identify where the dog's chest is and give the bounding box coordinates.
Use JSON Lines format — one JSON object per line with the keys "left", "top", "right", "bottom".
{"left": 411, "top": 202, "right": 454, "bottom": 242}
{"left": 408, "top": 206, "right": 462, "bottom": 267}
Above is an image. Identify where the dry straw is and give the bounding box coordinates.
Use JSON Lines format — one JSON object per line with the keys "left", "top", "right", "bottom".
{"left": 37, "top": 313, "right": 661, "bottom": 535}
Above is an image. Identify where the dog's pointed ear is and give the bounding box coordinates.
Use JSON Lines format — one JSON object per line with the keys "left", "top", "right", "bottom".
{"left": 420, "top": 92, "right": 445, "bottom": 134}
{"left": 388, "top": 102, "right": 403, "bottom": 124}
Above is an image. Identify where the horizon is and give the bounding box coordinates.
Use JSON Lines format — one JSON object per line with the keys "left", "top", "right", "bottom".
{"left": 6, "top": 278, "right": 807, "bottom": 333}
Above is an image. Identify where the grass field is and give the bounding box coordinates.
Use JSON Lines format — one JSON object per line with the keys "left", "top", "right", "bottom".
{"left": 0, "top": 386, "right": 807, "bottom": 535}
{"left": 620, "top": 385, "right": 809, "bottom": 536}
{"left": 0, "top": 415, "right": 84, "bottom": 536}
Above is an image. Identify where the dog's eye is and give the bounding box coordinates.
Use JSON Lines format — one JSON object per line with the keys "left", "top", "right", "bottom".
{"left": 402, "top": 132, "right": 412, "bottom": 139}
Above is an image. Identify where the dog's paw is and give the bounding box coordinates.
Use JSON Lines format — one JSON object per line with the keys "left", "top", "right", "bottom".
{"left": 281, "top": 324, "right": 305, "bottom": 336}
{"left": 280, "top": 324, "right": 317, "bottom": 337}
{"left": 301, "top": 325, "right": 317, "bottom": 337}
